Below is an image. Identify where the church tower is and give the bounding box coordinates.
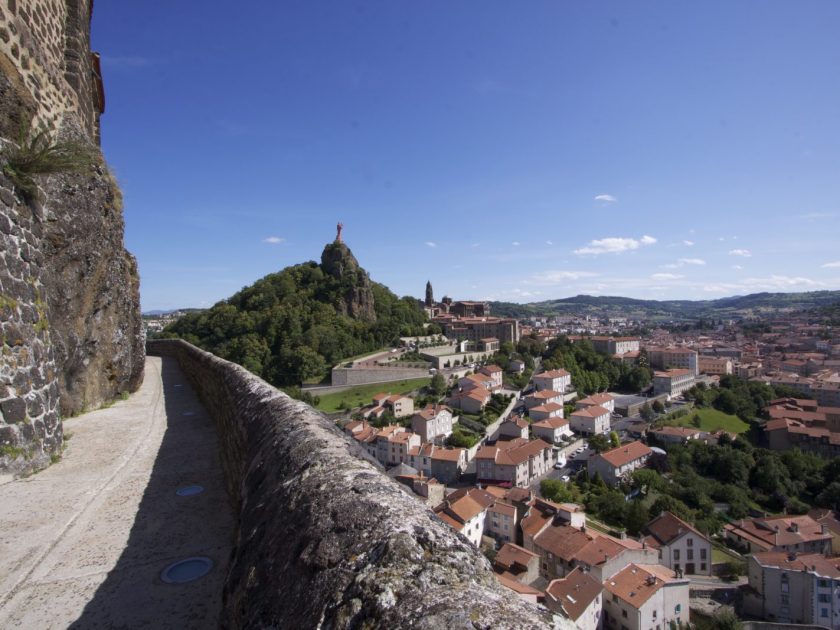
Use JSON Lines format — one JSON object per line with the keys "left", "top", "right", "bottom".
{"left": 425, "top": 281, "right": 434, "bottom": 307}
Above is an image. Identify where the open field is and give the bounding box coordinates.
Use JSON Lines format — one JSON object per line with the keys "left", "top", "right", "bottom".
{"left": 670, "top": 408, "right": 749, "bottom": 434}
{"left": 315, "top": 377, "right": 431, "bottom": 413}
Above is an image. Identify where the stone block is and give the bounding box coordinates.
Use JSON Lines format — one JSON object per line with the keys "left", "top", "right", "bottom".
{"left": 0, "top": 396, "right": 26, "bottom": 423}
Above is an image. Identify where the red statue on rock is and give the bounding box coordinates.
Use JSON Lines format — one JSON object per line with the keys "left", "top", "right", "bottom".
{"left": 336, "top": 222, "right": 344, "bottom": 243}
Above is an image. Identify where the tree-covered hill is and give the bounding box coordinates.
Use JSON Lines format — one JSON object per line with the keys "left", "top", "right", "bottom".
{"left": 161, "top": 242, "right": 427, "bottom": 386}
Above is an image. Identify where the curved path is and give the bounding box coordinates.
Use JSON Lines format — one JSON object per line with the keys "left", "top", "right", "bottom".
{"left": 0, "top": 356, "right": 234, "bottom": 628}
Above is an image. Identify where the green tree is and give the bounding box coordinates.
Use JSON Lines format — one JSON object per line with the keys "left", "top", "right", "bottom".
{"left": 625, "top": 499, "right": 649, "bottom": 536}
{"left": 589, "top": 434, "right": 610, "bottom": 453}
{"left": 609, "top": 431, "right": 620, "bottom": 448}
{"left": 652, "top": 399, "right": 665, "bottom": 414}
{"left": 429, "top": 373, "right": 446, "bottom": 396}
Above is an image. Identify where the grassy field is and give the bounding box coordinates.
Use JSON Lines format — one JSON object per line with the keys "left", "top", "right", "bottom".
{"left": 315, "top": 377, "right": 431, "bottom": 413}
{"left": 670, "top": 408, "right": 750, "bottom": 434}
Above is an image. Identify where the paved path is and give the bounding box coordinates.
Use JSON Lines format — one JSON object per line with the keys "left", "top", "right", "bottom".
{"left": 0, "top": 356, "right": 234, "bottom": 629}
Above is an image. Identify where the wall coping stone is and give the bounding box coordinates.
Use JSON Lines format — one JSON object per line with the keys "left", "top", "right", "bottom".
{"left": 147, "top": 339, "right": 563, "bottom": 629}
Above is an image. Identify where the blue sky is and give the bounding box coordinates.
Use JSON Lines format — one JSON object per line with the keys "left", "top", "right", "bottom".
{"left": 91, "top": 1, "right": 840, "bottom": 311}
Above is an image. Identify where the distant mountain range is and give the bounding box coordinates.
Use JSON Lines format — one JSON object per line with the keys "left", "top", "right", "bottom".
{"left": 489, "top": 290, "right": 840, "bottom": 320}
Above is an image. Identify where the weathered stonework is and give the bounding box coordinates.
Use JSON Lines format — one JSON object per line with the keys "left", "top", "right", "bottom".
{"left": 0, "top": 169, "right": 60, "bottom": 475}
{"left": 147, "top": 339, "right": 566, "bottom": 629}
{"left": 0, "top": 0, "right": 103, "bottom": 139}
{"left": 0, "top": 0, "right": 142, "bottom": 474}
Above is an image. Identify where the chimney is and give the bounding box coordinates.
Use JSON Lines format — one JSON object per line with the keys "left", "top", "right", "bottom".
{"left": 822, "top": 524, "right": 829, "bottom": 535}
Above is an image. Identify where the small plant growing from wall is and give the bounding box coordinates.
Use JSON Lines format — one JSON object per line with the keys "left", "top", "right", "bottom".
{"left": 1, "top": 124, "right": 94, "bottom": 201}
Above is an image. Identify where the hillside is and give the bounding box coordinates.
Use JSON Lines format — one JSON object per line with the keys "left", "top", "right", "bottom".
{"left": 490, "top": 290, "right": 840, "bottom": 320}
{"left": 162, "top": 242, "right": 427, "bottom": 386}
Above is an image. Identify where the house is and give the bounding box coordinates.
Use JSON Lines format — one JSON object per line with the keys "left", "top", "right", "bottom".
{"left": 497, "top": 416, "right": 529, "bottom": 440}
{"left": 724, "top": 514, "right": 833, "bottom": 554}
{"left": 529, "top": 402, "right": 565, "bottom": 423}
{"left": 410, "top": 405, "right": 454, "bottom": 444}
{"left": 531, "top": 416, "right": 573, "bottom": 444}
{"left": 525, "top": 390, "right": 564, "bottom": 409}
{"left": 809, "top": 509, "right": 840, "bottom": 554}
{"left": 366, "top": 393, "right": 414, "bottom": 418}
{"left": 494, "top": 542, "right": 541, "bottom": 585}
{"left": 447, "top": 386, "right": 491, "bottom": 414}
{"left": 576, "top": 393, "right": 616, "bottom": 414}
{"left": 643, "top": 511, "right": 712, "bottom": 575}
{"left": 742, "top": 552, "right": 840, "bottom": 627}
{"left": 587, "top": 441, "right": 652, "bottom": 486}
{"left": 408, "top": 443, "right": 467, "bottom": 483}
{"left": 343, "top": 420, "right": 378, "bottom": 458}
{"left": 459, "top": 372, "right": 495, "bottom": 392}
{"left": 476, "top": 438, "right": 555, "bottom": 487}
{"left": 434, "top": 487, "right": 495, "bottom": 547}
{"left": 649, "top": 426, "right": 702, "bottom": 445}
{"left": 375, "top": 425, "right": 421, "bottom": 466}
{"left": 393, "top": 473, "right": 446, "bottom": 507}
{"left": 698, "top": 356, "right": 733, "bottom": 376}
{"left": 653, "top": 369, "right": 696, "bottom": 398}
{"left": 545, "top": 567, "right": 604, "bottom": 630}
{"left": 570, "top": 405, "right": 611, "bottom": 436}
{"left": 509, "top": 359, "right": 526, "bottom": 374}
{"left": 602, "top": 564, "right": 690, "bottom": 630}
{"left": 479, "top": 364, "right": 504, "bottom": 390}
{"left": 534, "top": 369, "right": 572, "bottom": 393}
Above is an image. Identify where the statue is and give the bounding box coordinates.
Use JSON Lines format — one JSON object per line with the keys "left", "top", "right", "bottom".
{"left": 336, "top": 222, "right": 344, "bottom": 243}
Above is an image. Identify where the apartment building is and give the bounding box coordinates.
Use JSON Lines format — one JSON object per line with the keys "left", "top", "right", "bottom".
{"left": 570, "top": 405, "right": 611, "bottom": 436}
{"left": 743, "top": 552, "right": 840, "bottom": 628}
{"left": 410, "top": 405, "right": 454, "bottom": 444}
{"left": 653, "top": 369, "right": 696, "bottom": 397}
{"left": 724, "top": 514, "right": 833, "bottom": 554}
{"left": 698, "top": 356, "right": 733, "bottom": 376}
{"left": 647, "top": 347, "right": 699, "bottom": 376}
{"left": 475, "top": 438, "right": 555, "bottom": 487}
{"left": 534, "top": 369, "right": 573, "bottom": 393}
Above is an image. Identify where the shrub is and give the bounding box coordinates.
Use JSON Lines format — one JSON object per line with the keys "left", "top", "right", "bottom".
{"left": 1, "top": 125, "right": 94, "bottom": 200}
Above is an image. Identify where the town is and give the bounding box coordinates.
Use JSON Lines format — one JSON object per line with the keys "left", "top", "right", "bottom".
{"left": 326, "top": 287, "right": 840, "bottom": 630}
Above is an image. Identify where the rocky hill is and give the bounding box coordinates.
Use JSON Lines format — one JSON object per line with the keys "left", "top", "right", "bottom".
{"left": 162, "top": 241, "right": 427, "bottom": 386}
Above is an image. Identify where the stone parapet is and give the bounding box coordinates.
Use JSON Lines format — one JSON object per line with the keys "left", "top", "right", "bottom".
{"left": 147, "top": 338, "right": 561, "bottom": 629}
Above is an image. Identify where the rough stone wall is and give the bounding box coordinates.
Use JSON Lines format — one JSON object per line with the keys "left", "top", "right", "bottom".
{"left": 331, "top": 365, "right": 431, "bottom": 386}
{"left": 147, "top": 339, "right": 565, "bottom": 629}
{"left": 0, "top": 170, "right": 60, "bottom": 474}
{"left": 0, "top": 0, "right": 101, "bottom": 139}
{"left": 0, "top": 0, "right": 143, "bottom": 474}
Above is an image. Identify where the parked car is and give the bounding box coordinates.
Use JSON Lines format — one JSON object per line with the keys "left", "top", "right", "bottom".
{"left": 560, "top": 475, "right": 570, "bottom": 482}
{"left": 553, "top": 462, "right": 564, "bottom": 470}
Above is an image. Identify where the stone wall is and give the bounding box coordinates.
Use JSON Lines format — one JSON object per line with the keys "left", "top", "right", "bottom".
{"left": 0, "top": 0, "right": 102, "bottom": 139}
{"left": 0, "top": 0, "right": 143, "bottom": 475}
{"left": 147, "top": 339, "right": 563, "bottom": 629}
{"left": 330, "top": 364, "right": 430, "bottom": 386}
{"left": 0, "top": 170, "right": 60, "bottom": 475}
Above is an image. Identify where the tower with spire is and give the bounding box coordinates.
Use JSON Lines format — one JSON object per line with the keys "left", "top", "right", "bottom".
{"left": 425, "top": 281, "right": 434, "bottom": 308}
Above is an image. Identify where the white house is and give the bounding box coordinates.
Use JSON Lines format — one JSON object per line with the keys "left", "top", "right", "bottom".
{"left": 576, "top": 393, "right": 615, "bottom": 414}
{"left": 531, "top": 416, "right": 573, "bottom": 444}
{"left": 643, "top": 511, "right": 713, "bottom": 576}
{"left": 533, "top": 369, "right": 572, "bottom": 393}
{"left": 546, "top": 567, "right": 604, "bottom": 630}
{"left": 410, "top": 404, "right": 454, "bottom": 444}
{"left": 602, "top": 564, "right": 690, "bottom": 630}
{"left": 570, "top": 405, "right": 611, "bottom": 436}
{"left": 587, "top": 441, "right": 652, "bottom": 486}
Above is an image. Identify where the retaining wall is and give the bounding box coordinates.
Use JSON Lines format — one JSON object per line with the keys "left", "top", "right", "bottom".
{"left": 146, "top": 339, "right": 561, "bottom": 629}
{"left": 331, "top": 365, "right": 430, "bottom": 386}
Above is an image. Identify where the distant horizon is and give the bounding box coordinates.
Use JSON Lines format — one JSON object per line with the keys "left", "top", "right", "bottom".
{"left": 91, "top": 2, "right": 840, "bottom": 311}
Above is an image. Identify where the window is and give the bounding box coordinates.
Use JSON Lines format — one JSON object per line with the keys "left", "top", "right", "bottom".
{"left": 701, "top": 563, "right": 707, "bottom": 571}
{"left": 686, "top": 538, "right": 693, "bottom": 547}
{"left": 675, "top": 605, "right": 681, "bottom": 614}
{"left": 613, "top": 595, "right": 618, "bottom": 603}
{"left": 687, "top": 550, "right": 694, "bottom": 560}
{"left": 700, "top": 549, "right": 707, "bottom": 560}
{"left": 653, "top": 610, "right": 657, "bottom": 619}
{"left": 673, "top": 550, "right": 680, "bottom": 560}
{"left": 781, "top": 595, "right": 790, "bottom": 605}
{"left": 819, "top": 579, "right": 829, "bottom": 588}
{"left": 818, "top": 594, "right": 831, "bottom": 603}
{"left": 622, "top": 610, "right": 628, "bottom": 618}
{"left": 822, "top": 609, "right": 829, "bottom": 618}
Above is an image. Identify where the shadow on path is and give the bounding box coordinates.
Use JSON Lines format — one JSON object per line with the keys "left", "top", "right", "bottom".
{"left": 69, "top": 356, "right": 235, "bottom": 629}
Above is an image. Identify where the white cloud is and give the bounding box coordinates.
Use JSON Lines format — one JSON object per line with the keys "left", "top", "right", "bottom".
{"left": 729, "top": 249, "right": 752, "bottom": 257}
{"left": 651, "top": 273, "right": 684, "bottom": 280}
{"left": 546, "top": 240, "right": 553, "bottom": 246}
{"left": 262, "top": 236, "right": 285, "bottom": 244}
{"left": 574, "top": 235, "right": 657, "bottom": 256}
{"left": 822, "top": 261, "right": 840, "bottom": 268}
{"left": 679, "top": 258, "right": 706, "bottom": 266}
{"left": 594, "top": 194, "right": 617, "bottom": 203}
{"left": 741, "top": 275, "right": 821, "bottom": 289}
{"left": 471, "top": 243, "right": 480, "bottom": 248}
{"left": 732, "top": 265, "right": 743, "bottom": 270}
{"left": 683, "top": 240, "right": 695, "bottom": 246}
{"left": 425, "top": 241, "right": 437, "bottom": 248}
{"left": 512, "top": 241, "right": 521, "bottom": 246}
{"left": 530, "top": 270, "right": 600, "bottom": 284}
